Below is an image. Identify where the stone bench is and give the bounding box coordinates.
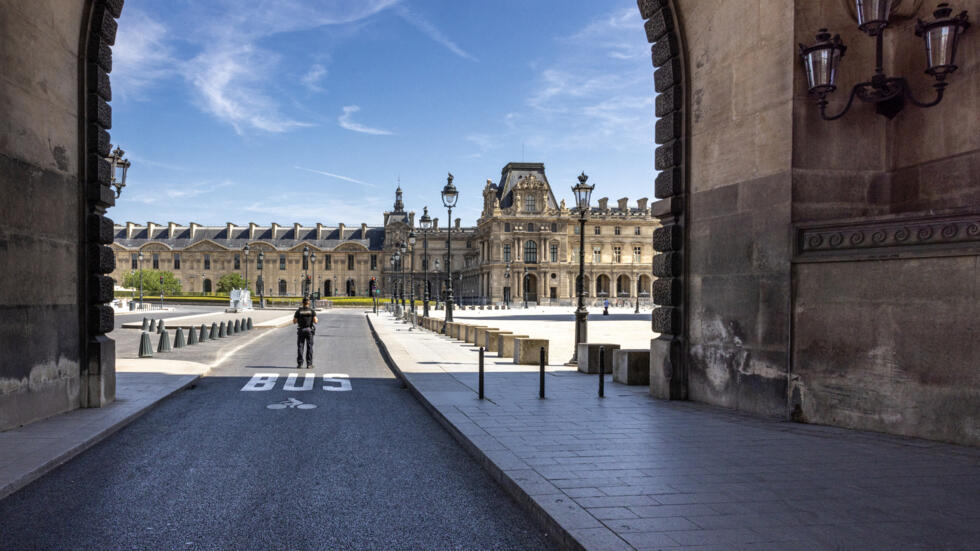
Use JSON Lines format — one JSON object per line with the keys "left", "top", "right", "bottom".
{"left": 613, "top": 349, "right": 651, "bottom": 385}
{"left": 473, "top": 326, "right": 494, "bottom": 347}
{"left": 466, "top": 325, "right": 487, "bottom": 344}
{"left": 577, "top": 343, "right": 620, "bottom": 374}
{"left": 451, "top": 323, "right": 464, "bottom": 339}
{"left": 484, "top": 330, "right": 511, "bottom": 352}
{"left": 514, "top": 338, "right": 549, "bottom": 365}
{"left": 499, "top": 334, "right": 530, "bottom": 358}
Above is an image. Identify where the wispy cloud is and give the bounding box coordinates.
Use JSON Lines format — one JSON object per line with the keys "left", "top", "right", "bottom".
{"left": 295, "top": 166, "right": 376, "bottom": 187}
{"left": 112, "top": 9, "right": 177, "bottom": 99}
{"left": 395, "top": 6, "right": 477, "bottom": 61}
{"left": 338, "top": 105, "right": 394, "bottom": 135}
{"left": 301, "top": 63, "right": 328, "bottom": 92}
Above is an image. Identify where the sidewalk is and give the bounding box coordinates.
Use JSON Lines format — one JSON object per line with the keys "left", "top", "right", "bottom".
{"left": 368, "top": 313, "right": 980, "bottom": 550}
{"left": 0, "top": 324, "right": 278, "bottom": 501}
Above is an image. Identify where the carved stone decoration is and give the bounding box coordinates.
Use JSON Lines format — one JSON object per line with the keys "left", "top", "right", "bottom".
{"left": 796, "top": 212, "right": 980, "bottom": 260}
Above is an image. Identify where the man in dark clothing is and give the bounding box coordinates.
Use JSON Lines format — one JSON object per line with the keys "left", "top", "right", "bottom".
{"left": 293, "top": 297, "right": 318, "bottom": 369}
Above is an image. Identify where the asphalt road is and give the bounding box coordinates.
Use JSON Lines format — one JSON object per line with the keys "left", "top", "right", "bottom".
{"left": 0, "top": 310, "right": 555, "bottom": 551}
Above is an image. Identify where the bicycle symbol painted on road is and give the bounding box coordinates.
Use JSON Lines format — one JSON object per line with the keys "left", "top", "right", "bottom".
{"left": 267, "top": 397, "right": 316, "bottom": 410}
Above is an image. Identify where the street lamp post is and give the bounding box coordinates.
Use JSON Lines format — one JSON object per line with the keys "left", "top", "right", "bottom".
{"left": 257, "top": 251, "right": 265, "bottom": 308}
{"left": 399, "top": 242, "right": 407, "bottom": 311}
{"left": 504, "top": 262, "right": 511, "bottom": 308}
{"left": 441, "top": 173, "right": 458, "bottom": 331}
{"left": 523, "top": 264, "right": 529, "bottom": 309}
{"left": 138, "top": 251, "right": 144, "bottom": 309}
{"left": 570, "top": 172, "right": 594, "bottom": 365}
{"left": 408, "top": 231, "right": 417, "bottom": 329}
{"left": 311, "top": 251, "right": 317, "bottom": 303}
{"left": 420, "top": 207, "right": 432, "bottom": 318}
{"left": 243, "top": 244, "right": 250, "bottom": 300}
{"left": 302, "top": 246, "right": 310, "bottom": 299}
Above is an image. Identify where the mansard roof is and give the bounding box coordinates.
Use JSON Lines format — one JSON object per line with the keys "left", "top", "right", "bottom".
{"left": 113, "top": 224, "right": 387, "bottom": 251}
{"left": 496, "top": 162, "right": 558, "bottom": 210}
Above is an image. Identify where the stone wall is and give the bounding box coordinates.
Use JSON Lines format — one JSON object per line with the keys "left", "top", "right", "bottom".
{"left": 0, "top": 2, "right": 88, "bottom": 429}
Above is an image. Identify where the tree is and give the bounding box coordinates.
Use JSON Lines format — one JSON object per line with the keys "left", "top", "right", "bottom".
{"left": 217, "top": 273, "right": 251, "bottom": 293}
{"left": 121, "top": 269, "right": 181, "bottom": 296}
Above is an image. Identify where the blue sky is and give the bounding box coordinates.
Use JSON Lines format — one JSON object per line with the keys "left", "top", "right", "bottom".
{"left": 111, "top": 0, "right": 657, "bottom": 226}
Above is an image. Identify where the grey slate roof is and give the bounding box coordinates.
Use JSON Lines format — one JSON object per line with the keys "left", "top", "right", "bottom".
{"left": 113, "top": 226, "right": 387, "bottom": 251}
{"left": 495, "top": 162, "right": 558, "bottom": 210}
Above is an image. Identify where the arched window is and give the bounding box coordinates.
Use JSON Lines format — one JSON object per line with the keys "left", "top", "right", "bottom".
{"left": 524, "top": 240, "right": 537, "bottom": 263}
{"left": 278, "top": 280, "right": 287, "bottom": 295}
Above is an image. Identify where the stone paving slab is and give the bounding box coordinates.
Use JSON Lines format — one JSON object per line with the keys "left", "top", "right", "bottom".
{"left": 367, "top": 312, "right": 980, "bottom": 551}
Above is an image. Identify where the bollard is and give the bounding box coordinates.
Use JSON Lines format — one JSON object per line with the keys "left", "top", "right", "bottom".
{"left": 188, "top": 325, "right": 199, "bottom": 345}
{"left": 539, "top": 347, "right": 546, "bottom": 399}
{"left": 599, "top": 346, "right": 605, "bottom": 398}
{"left": 200, "top": 323, "right": 209, "bottom": 342}
{"left": 234, "top": 319, "right": 240, "bottom": 334}
{"left": 478, "top": 347, "right": 485, "bottom": 400}
{"left": 157, "top": 329, "right": 172, "bottom": 353}
{"left": 157, "top": 320, "right": 165, "bottom": 334}
{"left": 174, "top": 327, "right": 186, "bottom": 348}
{"left": 219, "top": 321, "right": 227, "bottom": 338}
{"left": 138, "top": 331, "right": 154, "bottom": 358}
{"left": 210, "top": 322, "right": 218, "bottom": 340}
{"left": 141, "top": 317, "right": 149, "bottom": 331}
{"left": 247, "top": 317, "right": 253, "bottom": 330}
{"left": 148, "top": 319, "right": 156, "bottom": 332}
{"left": 241, "top": 318, "right": 247, "bottom": 331}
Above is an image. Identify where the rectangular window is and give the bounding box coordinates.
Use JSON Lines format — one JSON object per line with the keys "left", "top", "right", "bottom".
{"left": 614, "top": 226, "right": 621, "bottom": 235}
{"left": 524, "top": 241, "right": 538, "bottom": 263}
{"left": 594, "top": 226, "right": 601, "bottom": 235}
{"left": 279, "top": 254, "right": 286, "bottom": 270}
{"left": 174, "top": 253, "right": 181, "bottom": 270}
{"left": 549, "top": 244, "right": 558, "bottom": 263}
{"left": 633, "top": 246, "right": 642, "bottom": 262}
{"left": 131, "top": 253, "right": 138, "bottom": 270}
{"left": 347, "top": 254, "right": 354, "bottom": 270}
{"left": 370, "top": 254, "right": 377, "bottom": 270}
{"left": 324, "top": 254, "right": 331, "bottom": 269}
{"left": 503, "top": 244, "right": 511, "bottom": 263}
{"left": 613, "top": 246, "right": 622, "bottom": 263}
{"left": 152, "top": 253, "right": 159, "bottom": 269}
{"left": 204, "top": 254, "right": 211, "bottom": 270}
{"left": 593, "top": 247, "right": 601, "bottom": 263}
{"left": 525, "top": 195, "right": 536, "bottom": 212}
{"left": 634, "top": 226, "right": 641, "bottom": 235}
{"left": 574, "top": 225, "right": 580, "bottom": 235}
{"left": 234, "top": 254, "right": 241, "bottom": 270}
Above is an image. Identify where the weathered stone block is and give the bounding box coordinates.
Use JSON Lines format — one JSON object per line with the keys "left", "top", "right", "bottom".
{"left": 466, "top": 325, "right": 487, "bottom": 344}
{"left": 655, "top": 140, "right": 682, "bottom": 171}
{"left": 652, "top": 252, "right": 682, "bottom": 278}
{"left": 655, "top": 167, "right": 683, "bottom": 198}
{"left": 654, "top": 58, "right": 680, "bottom": 93}
{"left": 644, "top": 5, "right": 673, "bottom": 43}
{"left": 498, "top": 334, "right": 529, "bottom": 358}
{"left": 652, "top": 277, "right": 681, "bottom": 306}
{"left": 474, "top": 326, "right": 494, "bottom": 347}
{"left": 655, "top": 111, "right": 682, "bottom": 145}
{"left": 514, "top": 339, "right": 548, "bottom": 365}
{"left": 653, "top": 224, "right": 682, "bottom": 252}
{"left": 652, "top": 306, "right": 679, "bottom": 335}
{"left": 577, "top": 343, "right": 620, "bottom": 374}
{"left": 650, "top": 336, "right": 685, "bottom": 400}
{"left": 84, "top": 335, "right": 115, "bottom": 408}
{"left": 485, "top": 330, "right": 512, "bottom": 352}
{"left": 613, "top": 349, "right": 650, "bottom": 385}
{"left": 637, "top": 0, "right": 668, "bottom": 20}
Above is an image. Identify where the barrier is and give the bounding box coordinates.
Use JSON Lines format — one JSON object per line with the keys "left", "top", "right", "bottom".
{"left": 577, "top": 343, "right": 621, "bottom": 374}
{"left": 498, "top": 334, "right": 529, "bottom": 358}
{"left": 138, "top": 331, "right": 153, "bottom": 357}
{"left": 514, "top": 338, "right": 549, "bottom": 365}
{"left": 484, "top": 330, "right": 512, "bottom": 352}
{"left": 613, "top": 349, "right": 651, "bottom": 385}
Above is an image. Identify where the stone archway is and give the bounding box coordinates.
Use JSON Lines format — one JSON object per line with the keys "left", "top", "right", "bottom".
{"left": 524, "top": 273, "right": 538, "bottom": 303}
{"left": 595, "top": 274, "right": 611, "bottom": 297}
{"left": 616, "top": 274, "right": 631, "bottom": 297}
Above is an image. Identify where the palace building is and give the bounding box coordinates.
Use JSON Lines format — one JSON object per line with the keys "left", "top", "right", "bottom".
{"left": 110, "top": 162, "right": 660, "bottom": 305}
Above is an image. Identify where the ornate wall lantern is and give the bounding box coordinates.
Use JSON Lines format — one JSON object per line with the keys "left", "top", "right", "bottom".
{"left": 800, "top": 2, "right": 969, "bottom": 119}
{"left": 106, "top": 145, "right": 131, "bottom": 197}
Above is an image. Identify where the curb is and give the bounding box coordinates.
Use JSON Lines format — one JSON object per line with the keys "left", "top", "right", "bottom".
{"left": 365, "top": 313, "right": 587, "bottom": 551}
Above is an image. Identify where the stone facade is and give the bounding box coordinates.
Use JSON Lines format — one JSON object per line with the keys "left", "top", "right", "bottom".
{"left": 111, "top": 163, "right": 660, "bottom": 305}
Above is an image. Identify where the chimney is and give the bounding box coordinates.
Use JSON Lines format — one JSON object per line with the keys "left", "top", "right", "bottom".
{"left": 126, "top": 221, "right": 136, "bottom": 240}
{"left": 316, "top": 223, "right": 325, "bottom": 241}
{"left": 597, "top": 197, "right": 609, "bottom": 211}
{"left": 189, "top": 222, "right": 201, "bottom": 240}
{"left": 637, "top": 197, "right": 648, "bottom": 211}
{"left": 226, "top": 222, "right": 235, "bottom": 241}
{"left": 147, "top": 221, "right": 159, "bottom": 239}
{"left": 455, "top": 218, "right": 461, "bottom": 229}
{"left": 249, "top": 222, "right": 259, "bottom": 240}
{"left": 167, "top": 222, "right": 178, "bottom": 239}
{"left": 270, "top": 222, "right": 281, "bottom": 240}
{"left": 292, "top": 222, "right": 302, "bottom": 240}
{"left": 337, "top": 223, "right": 345, "bottom": 239}
{"left": 617, "top": 197, "right": 629, "bottom": 211}
{"left": 432, "top": 218, "right": 439, "bottom": 230}
{"left": 361, "top": 223, "right": 368, "bottom": 239}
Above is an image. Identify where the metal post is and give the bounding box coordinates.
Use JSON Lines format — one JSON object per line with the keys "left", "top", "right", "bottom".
{"left": 598, "top": 345, "right": 605, "bottom": 398}
{"left": 423, "top": 228, "right": 430, "bottom": 318}
{"left": 445, "top": 206, "right": 454, "bottom": 324}
{"left": 539, "top": 347, "right": 546, "bottom": 399}
{"left": 138, "top": 255, "right": 144, "bottom": 309}
{"left": 478, "top": 347, "right": 485, "bottom": 400}
{"left": 571, "top": 213, "right": 588, "bottom": 363}
{"left": 409, "top": 243, "right": 416, "bottom": 330}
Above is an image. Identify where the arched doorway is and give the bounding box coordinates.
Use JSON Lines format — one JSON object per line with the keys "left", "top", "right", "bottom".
{"left": 639, "top": 274, "right": 652, "bottom": 295}
{"left": 524, "top": 273, "right": 538, "bottom": 303}
{"left": 203, "top": 279, "right": 212, "bottom": 294}
{"left": 596, "top": 274, "right": 610, "bottom": 297}
{"left": 346, "top": 279, "right": 356, "bottom": 296}
{"left": 278, "top": 280, "right": 287, "bottom": 296}
{"left": 573, "top": 275, "right": 592, "bottom": 298}
{"left": 325, "top": 280, "right": 332, "bottom": 297}
{"left": 616, "top": 275, "right": 631, "bottom": 297}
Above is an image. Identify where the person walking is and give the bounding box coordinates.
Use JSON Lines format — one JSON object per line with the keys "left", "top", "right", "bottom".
{"left": 293, "top": 296, "right": 318, "bottom": 369}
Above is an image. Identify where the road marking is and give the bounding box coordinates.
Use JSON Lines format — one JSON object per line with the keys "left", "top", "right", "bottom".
{"left": 267, "top": 397, "right": 316, "bottom": 410}
{"left": 240, "top": 373, "right": 353, "bottom": 391}
{"left": 283, "top": 373, "right": 315, "bottom": 391}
